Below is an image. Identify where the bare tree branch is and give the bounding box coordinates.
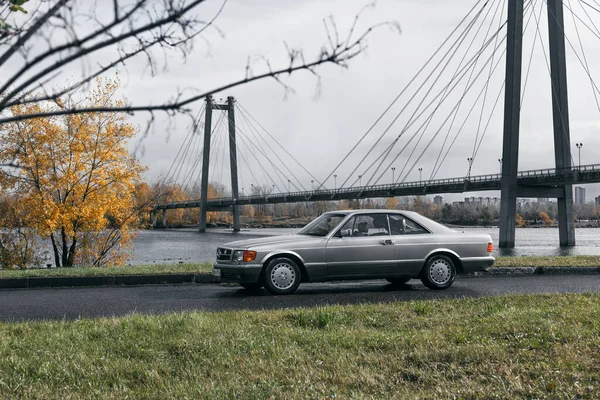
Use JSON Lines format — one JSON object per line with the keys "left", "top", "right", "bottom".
{"left": 0, "top": 16, "right": 397, "bottom": 124}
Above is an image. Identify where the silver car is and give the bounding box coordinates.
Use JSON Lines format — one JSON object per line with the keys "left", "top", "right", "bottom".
{"left": 213, "top": 209, "right": 494, "bottom": 294}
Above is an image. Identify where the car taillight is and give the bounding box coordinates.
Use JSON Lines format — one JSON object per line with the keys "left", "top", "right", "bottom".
{"left": 487, "top": 242, "right": 493, "bottom": 253}
{"left": 243, "top": 250, "right": 257, "bottom": 262}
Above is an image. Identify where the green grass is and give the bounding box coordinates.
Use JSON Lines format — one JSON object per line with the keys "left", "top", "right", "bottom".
{"left": 0, "top": 262, "right": 213, "bottom": 279}
{"left": 494, "top": 255, "right": 600, "bottom": 267}
{"left": 0, "top": 294, "right": 599, "bottom": 398}
{"left": 0, "top": 256, "right": 598, "bottom": 280}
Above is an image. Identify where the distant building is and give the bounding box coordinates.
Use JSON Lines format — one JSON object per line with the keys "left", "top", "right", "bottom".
{"left": 434, "top": 195, "right": 443, "bottom": 206}
{"left": 537, "top": 198, "right": 549, "bottom": 203}
{"left": 574, "top": 187, "right": 586, "bottom": 205}
{"left": 596, "top": 195, "right": 600, "bottom": 206}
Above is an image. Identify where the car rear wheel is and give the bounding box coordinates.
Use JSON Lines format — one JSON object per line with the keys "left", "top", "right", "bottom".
{"left": 263, "top": 257, "right": 301, "bottom": 295}
{"left": 420, "top": 255, "right": 456, "bottom": 290}
{"left": 386, "top": 277, "right": 411, "bottom": 285}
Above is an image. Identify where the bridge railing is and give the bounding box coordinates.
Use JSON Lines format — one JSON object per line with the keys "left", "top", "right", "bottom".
{"left": 155, "top": 163, "right": 600, "bottom": 208}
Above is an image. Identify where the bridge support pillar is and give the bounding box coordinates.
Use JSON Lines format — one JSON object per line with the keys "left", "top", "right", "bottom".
{"left": 227, "top": 96, "right": 241, "bottom": 232}
{"left": 548, "top": 0, "right": 575, "bottom": 246}
{"left": 199, "top": 96, "right": 213, "bottom": 233}
{"left": 161, "top": 209, "right": 167, "bottom": 228}
{"left": 151, "top": 211, "right": 158, "bottom": 228}
{"left": 499, "top": 0, "right": 524, "bottom": 248}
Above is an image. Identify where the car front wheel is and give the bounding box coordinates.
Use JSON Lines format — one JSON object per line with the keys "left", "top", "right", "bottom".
{"left": 420, "top": 255, "right": 456, "bottom": 290}
{"left": 263, "top": 257, "right": 301, "bottom": 295}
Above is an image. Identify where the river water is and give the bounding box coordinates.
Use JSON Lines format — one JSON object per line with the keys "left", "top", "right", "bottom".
{"left": 125, "top": 227, "right": 600, "bottom": 265}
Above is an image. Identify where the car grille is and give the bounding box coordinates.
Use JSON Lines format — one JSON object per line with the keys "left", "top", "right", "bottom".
{"left": 216, "top": 247, "right": 233, "bottom": 262}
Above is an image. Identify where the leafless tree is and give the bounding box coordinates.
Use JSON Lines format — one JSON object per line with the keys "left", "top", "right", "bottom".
{"left": 0, "top": 0, "right": 399, "bottom": 130}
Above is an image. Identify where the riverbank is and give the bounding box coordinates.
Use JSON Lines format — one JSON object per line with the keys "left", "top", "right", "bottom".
{"left": 0, "top": 293, "right": 598, "bottom": 398}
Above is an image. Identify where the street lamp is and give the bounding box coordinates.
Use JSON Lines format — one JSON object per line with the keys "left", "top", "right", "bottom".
{"left": 358, "top": 175, "right": 363, "bottom": 187}
{"left": 250, "top": 183, "right": 254, "bottom": 194}
{"left": 272, "top": 184, "right": 275, "bottom": 194}
{"left": 498, "top": 158, "right": 502, "bottom": 174}
{"left": 418, "top": 167, "right": 423, "bottom": 184}
{"left": 467, "top": 157, "right": 473, "bottom": 179}
{"left": 311, "top": 180, "right": 314, "bottom": 191}
{"left": 287, "top": 179, "right": 291, "bottom": 193}
{"left": 391, "top": 166, "right": 396, "bottom": 184}
{"left": 334, "top": 174, "right": 337, "bottom": 191}
{"left": 576, "top": 143, "right": 583, "bottom": 169}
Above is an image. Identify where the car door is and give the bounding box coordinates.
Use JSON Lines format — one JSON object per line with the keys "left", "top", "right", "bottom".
{"left": 326, "top": 213, "right": 396, "bottom": 277}
{"left": 388, "top": 213, "right": 433, "bottom": 275}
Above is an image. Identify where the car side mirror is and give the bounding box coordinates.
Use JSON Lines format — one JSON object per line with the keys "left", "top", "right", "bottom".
{"left": 334, "top": 230, "right": 342, "bottom": 238}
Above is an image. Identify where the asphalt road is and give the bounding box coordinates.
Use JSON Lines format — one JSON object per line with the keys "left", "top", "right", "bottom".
{"left": 1, "top": 275, "right": 599, "bottom": 322}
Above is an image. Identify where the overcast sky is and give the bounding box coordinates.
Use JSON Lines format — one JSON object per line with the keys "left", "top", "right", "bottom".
{"left": 7, "top": 0, "right": 600, "bottom": 202}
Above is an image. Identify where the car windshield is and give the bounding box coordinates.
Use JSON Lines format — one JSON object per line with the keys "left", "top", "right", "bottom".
{"left": 297, "top": 213, "right": 347, "bottom": 236}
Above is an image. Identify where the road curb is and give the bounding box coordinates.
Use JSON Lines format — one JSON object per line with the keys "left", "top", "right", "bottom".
{"left": 468, "top": 266, "right": 600, "bottom": 277}
{"left": 0, "top": 273, "right": 220, "bottom": 289}
{"left": 0, "top": 267, "right": 598, "bottom": 289}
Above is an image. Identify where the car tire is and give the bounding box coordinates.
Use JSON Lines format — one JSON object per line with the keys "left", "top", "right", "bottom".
{"left": 386, "top": 277, "right": 411, "bottom": 285}
{"left": 263, "top": 257, "right": 301, "bottom": 295}
{"left": 420, "top": 254, "right": 456, "bottom": 290}
{"left": 239, "top": 283, "right": 262, "bottom": 291}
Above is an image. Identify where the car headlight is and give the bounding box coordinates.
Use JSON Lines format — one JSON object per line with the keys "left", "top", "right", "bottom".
{"left": 233, "top": 250, "right": 257, "bottom": 263}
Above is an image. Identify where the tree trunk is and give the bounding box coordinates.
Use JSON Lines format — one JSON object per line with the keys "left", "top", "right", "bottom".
{"left": 49, "top": 233, "right": 61, "bottom": 268}
{"left": 61, "top": 228, "right": 69, "bottom": 267}
{"left": 66, "top": 236, "right": 77, "bottom": 267}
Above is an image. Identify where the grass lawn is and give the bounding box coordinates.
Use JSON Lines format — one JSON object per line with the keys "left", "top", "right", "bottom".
{"left": 0, "top": 294, "right": 598, "bottom": 398}
{"left": 493, "top": 255, "right": 600, "bottom": 267}
{"left": 0, "top": 262, "right": 213, "bottom": 279}
{"left": 0, "top": 256, "right": 598, "bottom": 280}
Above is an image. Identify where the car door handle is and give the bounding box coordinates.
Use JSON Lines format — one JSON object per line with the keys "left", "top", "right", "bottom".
{"left": 381, "top": 239, "right": 395, "bottom": 245}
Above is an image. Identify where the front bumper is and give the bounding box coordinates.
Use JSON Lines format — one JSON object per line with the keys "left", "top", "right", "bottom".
{"left": 460, "top": 256, "right": 495, "bottom": 274}
{"left": 213, "top": 263, "right": 263, "bottom": 283}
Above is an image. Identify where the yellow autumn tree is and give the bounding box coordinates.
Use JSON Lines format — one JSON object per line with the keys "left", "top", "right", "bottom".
{"left": 0, "top": 77, "right": 145, "bottom": 267}
{"left": 539, "top": 211, "right": 553, "bottom": 226}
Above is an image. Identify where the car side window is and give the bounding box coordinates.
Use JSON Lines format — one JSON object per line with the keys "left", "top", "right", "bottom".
{"left": 338, "top": 214, "right": 389, "bottom": 237}
{"left": 389, "top": 214, "right": 429, "bottom": 235}
{"left": 338, "top": 217, "right": 356, "bottom": 237}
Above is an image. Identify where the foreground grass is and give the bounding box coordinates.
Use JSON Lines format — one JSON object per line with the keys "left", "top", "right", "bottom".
{"left": 494, "top": 255, "right": 600, "bottom": 267}
{"left": 0, "top": 294, "right": 599, "bottom": 399}
{"left": 0, "top": 262, "right": 213, "bottom": 279}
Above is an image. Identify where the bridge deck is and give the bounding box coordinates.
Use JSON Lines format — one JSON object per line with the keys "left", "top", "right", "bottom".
{"left": 154, "top": 164, "right": 600, "bottom": 211}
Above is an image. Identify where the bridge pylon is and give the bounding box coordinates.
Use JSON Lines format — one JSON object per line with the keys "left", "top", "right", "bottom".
{"left": 499, "top": 0, "right": 575, "bottom": 248}
{"left": 199, "top": 95, "right": 241, "bottom": 233}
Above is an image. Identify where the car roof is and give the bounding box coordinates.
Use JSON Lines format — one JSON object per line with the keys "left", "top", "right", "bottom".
{"left": 324, "top": 209, "right": 455, "bottom": 234}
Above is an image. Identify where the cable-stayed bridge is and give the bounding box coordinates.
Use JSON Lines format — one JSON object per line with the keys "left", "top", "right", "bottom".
{"left": 153, "top": 0, "right": 600, "bottom": 248}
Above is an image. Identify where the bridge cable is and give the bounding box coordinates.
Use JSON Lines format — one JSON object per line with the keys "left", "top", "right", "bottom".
{"left": 317, "top": 0, "right": 491, "bottom": 190}
{"left": 235, "top": 112, "right": 289, "bottom": 192}
{"left": 172, "top": 114, "right": 207, "bottom": 186}
{"left": 162, "top": 103, "right": 205, "bottom": 184}
{"left": 394, "top": 0, "right": 506, "bottom": 185}
{"left": 339, "top": 0, "right": 499, "bottom": 189}
{"left": 395, "top": 38, "right": 509, "bottom": 184}
{"left": 347, "top": 26, "right": 509, "bottom": 188}
{"left": 235, "top": 104, "right": 309, "bottom": 192}
{"left": 236, "top": 102, "right": 324, "bottom": 189}
{"left": 565, "top": 0, "right": 600, "bottom": 112}
{"left": 233, "top": 120, "right": 290, "bottom": 193}
{"left": 358, "top": 30, "right": 508, "bottom": 187}
{"left": 348, "top": 18, "right": 509, "bottom": 187}
{"left": 366, "top": 0, "right": 505, "bottom": 187}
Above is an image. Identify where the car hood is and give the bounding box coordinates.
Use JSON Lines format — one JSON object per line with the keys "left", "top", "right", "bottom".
{"left": 223, "top": 234, "right": 322, "bottom": 250}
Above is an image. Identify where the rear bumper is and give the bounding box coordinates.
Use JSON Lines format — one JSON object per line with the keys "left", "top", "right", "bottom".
{"left": 460, "top": 256, "right": 495, "bottom": 274}
{"left": 213, "top": 263, "right": 262, "bottom": 283}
